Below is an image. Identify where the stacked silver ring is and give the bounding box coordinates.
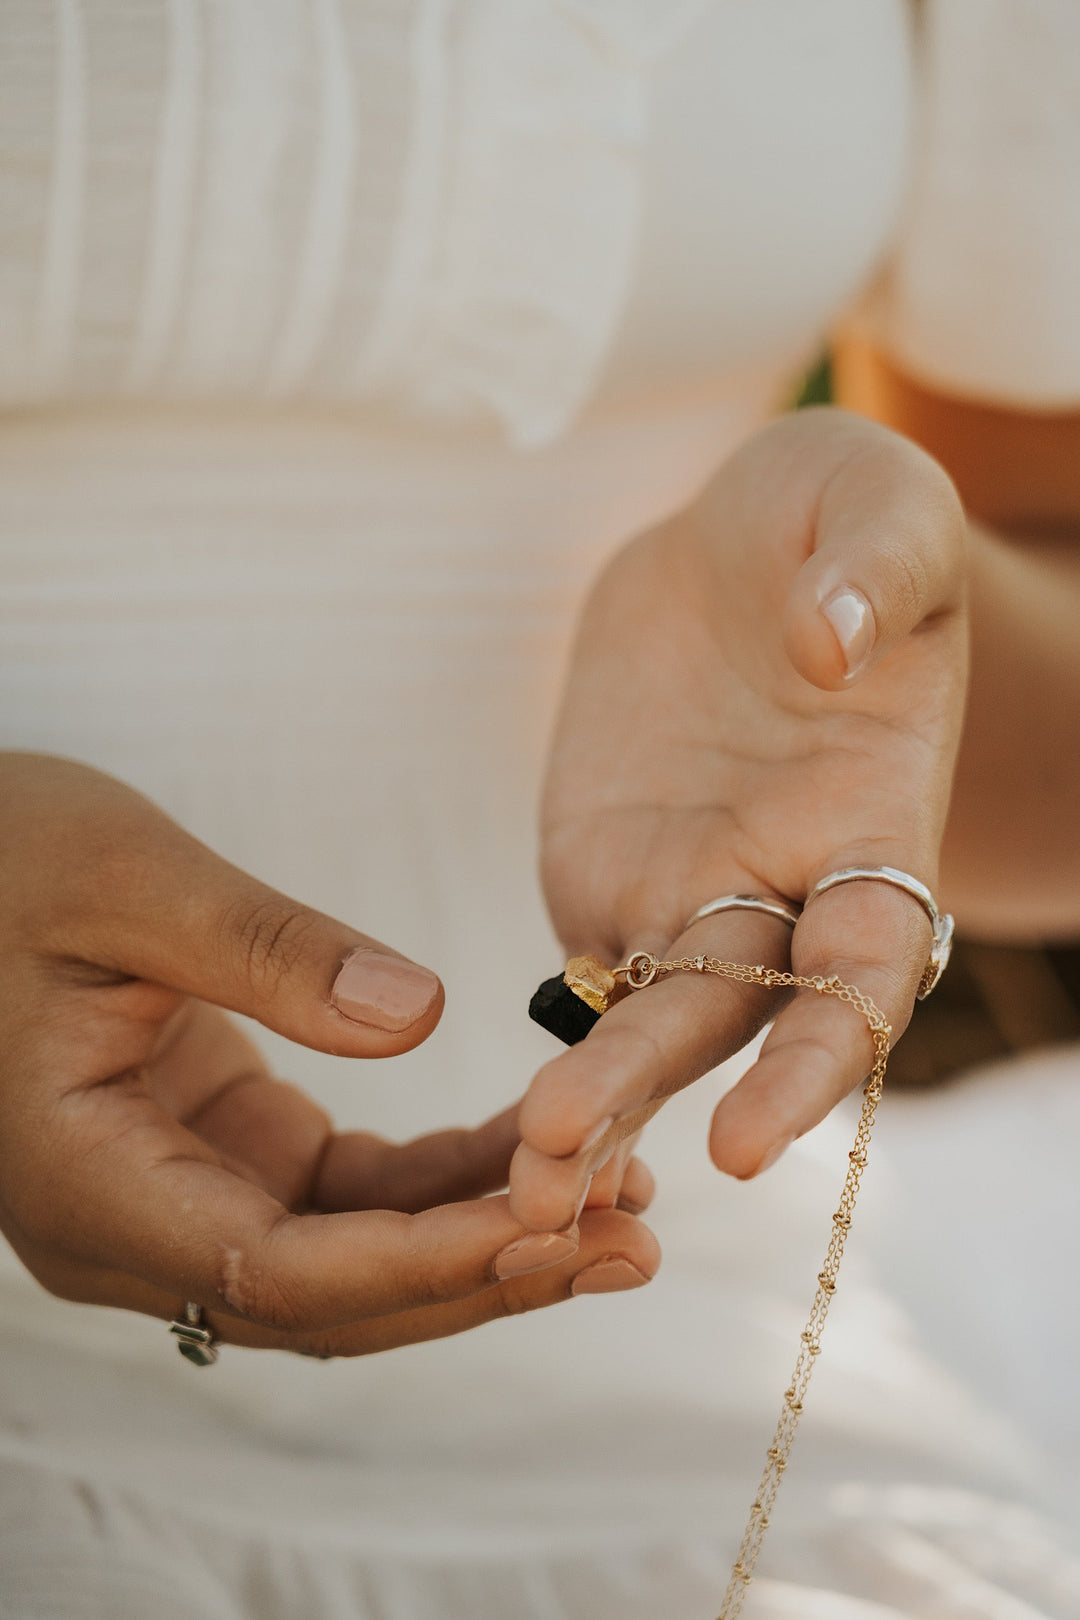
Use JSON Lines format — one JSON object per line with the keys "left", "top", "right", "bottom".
{"left": 684, "top": 864, "right": 953, "bottom": 1000}
{"left": 686, "top": 893, "right": 801, "bottom": 930}
{"left": 803, "top": 865, "right": 954, "bottom": 999}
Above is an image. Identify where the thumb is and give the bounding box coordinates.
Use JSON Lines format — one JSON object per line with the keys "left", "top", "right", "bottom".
{"left": 782, "top": 422, "right": 967, "bottom": 692}
{"left": 44, "top": 765, "right": 443, "bottom": 1058}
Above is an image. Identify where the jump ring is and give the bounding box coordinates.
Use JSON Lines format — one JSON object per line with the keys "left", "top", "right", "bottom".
{"left": 623, "top": 949, "right": 660, "bottom": 988}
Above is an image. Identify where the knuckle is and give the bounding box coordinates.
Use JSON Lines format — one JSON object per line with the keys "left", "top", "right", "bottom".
{"left": 23, "top": 1256, "right": 79, "bottom": 1302}
{"left": 15, "top": 1201, "right": 58, "bottom": 1250}
{"left": 834, "top": 957, "right": 912, "bottom": 1021}
{"left": 768, "top": 1031, "right": 841, "bottom": 1079}
{"left": 388, "top": 1213, "right": 457, "bottom": 1312}
{"left": 393, "top": 1262, "right": 444, "bottom": 1313}
{"left": 222, "top": 896, "right": 320, "bottom": 997}
{"left": 293, "top": 1332, "right": 343, "bottom": 1362}
{"left": 40, "top": 1269, "right": 100, "bottom": 1306}
{"left": 492, "top": 1277, "right": 556, "bottom": 1319}
{"left": 7, "top": 1230, "right": 99, "bottom": 1303}
{"left": 216, "top": 1233, "right": 314, "bottom": 1333}
{"left": 883, "top": 539, "right": 929, "bottom": 627}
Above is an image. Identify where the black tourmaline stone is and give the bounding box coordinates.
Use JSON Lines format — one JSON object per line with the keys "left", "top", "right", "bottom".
{"left": 528, "top": 974, "right": 601, "bottom": 1046}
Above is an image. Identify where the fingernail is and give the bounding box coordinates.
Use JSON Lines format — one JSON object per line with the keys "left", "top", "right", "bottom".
{"left": 820, "top": 585, "right": 876, "bottom": 678}
{"left": 331, "top": 947, "right": 440, "bottom": 1032}
{"left": 578, "top": 1115, "right": 614, "bottom": 1155}
{"left": 571, "top": 1258, "right": 650, "bottom": 1296}
{"left": 754, "top": 1134, "right": 794, "bottom": 1176}
{"left": 494, "top": 1227, "right": 579, "bottom": 1280}
{"left": 572, "top": 1175, "right": 595, "bottom": 1223}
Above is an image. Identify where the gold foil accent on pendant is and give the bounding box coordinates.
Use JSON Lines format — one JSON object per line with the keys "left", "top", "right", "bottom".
{"left": 563, "top": 954, "right": 630, "bottom": 1015}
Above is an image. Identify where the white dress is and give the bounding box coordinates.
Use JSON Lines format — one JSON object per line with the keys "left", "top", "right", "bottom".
{"left": 1, "top": 3, "right": 1079, "bottom": 1617}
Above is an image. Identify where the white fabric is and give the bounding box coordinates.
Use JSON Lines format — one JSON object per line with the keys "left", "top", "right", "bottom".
{"left": 855, "top": 0, "right": 1080, "bottom": 408}
{"left": 0, "top": 0, "right": 729, "bottom": 441}
{"left": 0, "top": 0, "right": 910, "bottom": 436}
{"left": 1, "top": 4, "right": 1079, "bottom": 1618}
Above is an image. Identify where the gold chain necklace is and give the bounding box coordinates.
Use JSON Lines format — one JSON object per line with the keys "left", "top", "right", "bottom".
{"left": 615, "top": 951, "right": 892, "bottom": 1620}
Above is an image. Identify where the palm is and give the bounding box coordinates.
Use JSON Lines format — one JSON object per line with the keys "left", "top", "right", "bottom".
{"left": 83, "top": 987, "right": 517, "bottom": 1227}
{"left": 543, "top": 511, "right": 962, "bottom": 958}
{"left": 141, "top": 999, "right": 328, "bottom": 1211}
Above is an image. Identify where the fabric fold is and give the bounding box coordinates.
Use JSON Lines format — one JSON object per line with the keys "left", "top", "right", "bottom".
{"left": 365, "top": 0, "right": 710, "bottom": 446}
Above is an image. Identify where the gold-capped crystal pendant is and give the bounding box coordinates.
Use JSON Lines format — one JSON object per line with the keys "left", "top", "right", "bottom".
{"left": 528, "top": 953, "right": 631, "bottom": 1045}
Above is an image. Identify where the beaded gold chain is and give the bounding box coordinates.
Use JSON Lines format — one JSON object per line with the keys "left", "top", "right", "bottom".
{"left": 617, "top": 951, "right": 892, "bottom": 1620}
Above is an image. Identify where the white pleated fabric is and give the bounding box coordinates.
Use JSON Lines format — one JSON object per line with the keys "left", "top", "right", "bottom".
{"left": 1, "top": 4, "right": 1079, "bottom": 1618}
{"left": 0, "top": 0, "right": 714, "bottom": 443}
{"left": 855, "top": 0, "right": 1080, "bottom": 409}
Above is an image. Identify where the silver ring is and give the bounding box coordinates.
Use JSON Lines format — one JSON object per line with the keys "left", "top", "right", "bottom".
{"left": 804, "top": 865, "right": 954, "bottom": 999}
{"left": 685, "top": 894, "right": 801, "bottom": 931}
{"left": 168, "top": 1302, "right": 219, "bottom": 1367}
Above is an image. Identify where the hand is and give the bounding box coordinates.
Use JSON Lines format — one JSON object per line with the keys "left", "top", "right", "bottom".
{"left": 511, "top": 409, "right": 969, "bottom": 1230}
{"left": 0, "top": 755, "right": 659, "bottom": 1356}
